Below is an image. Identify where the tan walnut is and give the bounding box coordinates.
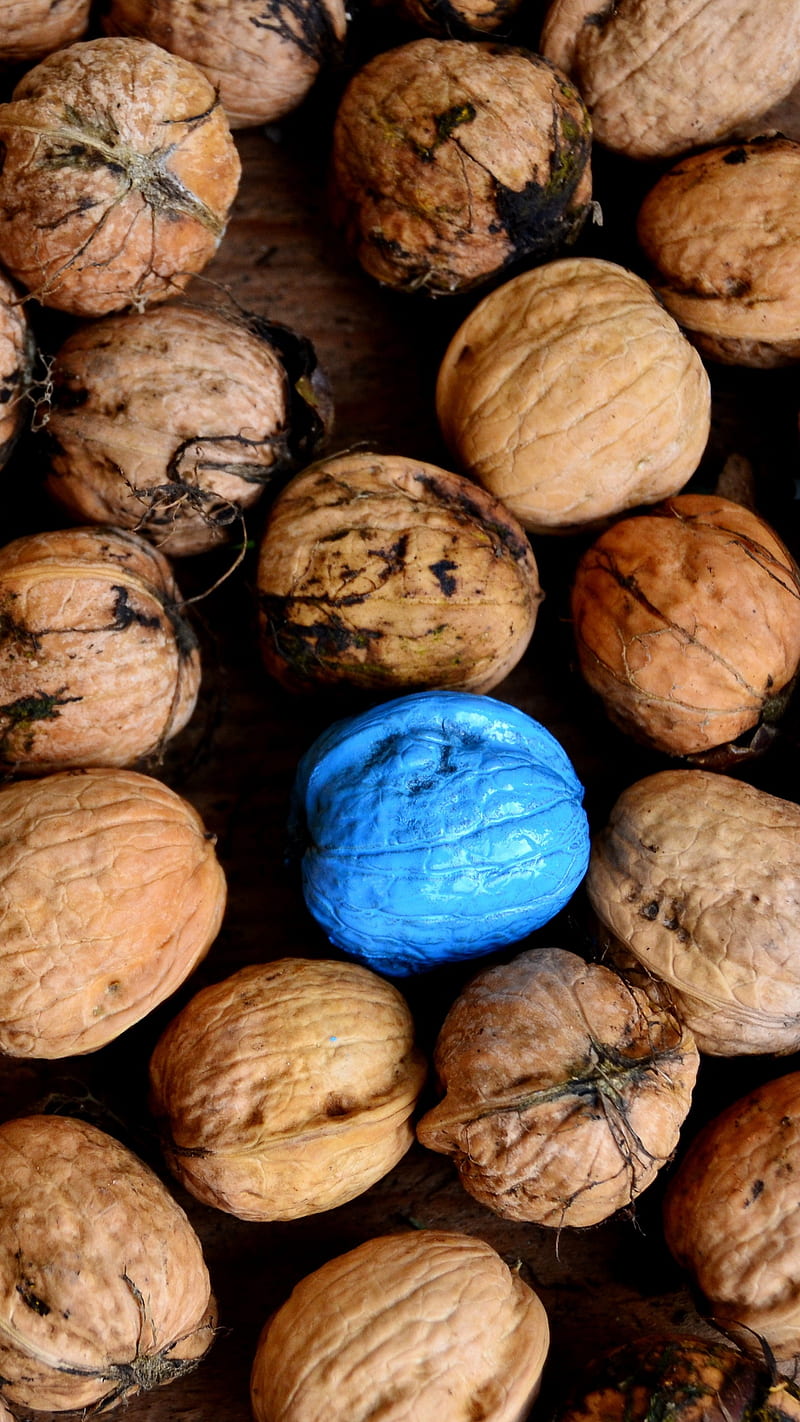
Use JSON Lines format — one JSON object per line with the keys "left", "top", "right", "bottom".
{"left": 0, "top": 767, "right": 226, "bottom": 1058}
{"left": 570, "top": 493, "right": 800, "bottom": 758}
{"left": 540, "top": 0, "right": 800, "bottom": 161}
{"left": 637, "top": 137, "right": 800, "bottom": 367}
{"left": 0, "top": 1113, "right": 216, "bottom": 1415}
{"left": 0, "top": 525, "right": 201, "bottom": 774}
{"left": 0, "top": 269, "right": 34, "bottom": 472}
{"left": 41, "top": 302, "right": 332, "bottom": 556}
{"left": 148, "top": 957, "right": 427, "bottom": 1221}
{"left": 0, "top": 0, "right": 91, "bottom": 63}
{"left": 436, "top": 258, "right": 710, "bottom": 535}
{"left": 663, "top": 1069, "right": 800, "bottom": 1360}
{"left": 257, "top": 450, "right": 543, "bottom": 695}
{"left": 250, "top": 1229, "right": 550, "bottom": 1422}
{"left": 104, "top": 0, "right": 348, "bottom": 129}
{"left": 386, "top": 0, "right": 524, "bottom": 37}
{"left": 416, "top": 946, "right": 698, "bottom": 1228}
{"left": 329, "top": 38, "right": 592, "bottom": 295}
{"left": 0, "top": 37, "right": 241, "bottom": 317}
{"left": 587, "top": 769, "right": 800, "bottom": 1056}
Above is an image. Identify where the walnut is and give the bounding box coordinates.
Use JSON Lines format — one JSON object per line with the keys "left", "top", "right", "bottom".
{"left": 148, "top": 958, "right": 427, "bottom": 1221}
{"left": 0, "top": 1113, "right": 216, "bottom": 1415}
{"left": 663, "top": 1070, "right": 800, "bottom": 1359}
{"left": 329, "top": 38, "right": 592, "bottom": 295}
{"left": 0, "top": 525, "right": 201, "bottom": 774}
{"left": 0, "top": 0, "right": 91, "bottom": 64}
{"left": 540, "top": 0, "right": 800, "bottom": 160}
{"left": 0, "top": 269, "right": 34, "bottom": 472}
{"left": 250, "top": 1230, "right": 550, "bottom": 1421}
{"left": 257, "top": 450, "right": 542, "bottom": 694}
{"left": 0, "top": 37, "right": 241, "bottom": 317}
{"left": 104, "top": 0, "right": 348, "bottom": 129}
{"left": 637, "top": 137, "right": 800, "bottom": 367}
{"left": 416, "top": 946, "right": 698, "bottom": 1228}
{"left": 0, "top": 766, "right": 226, "bottom": 1058}
{"left": 381, "top": 0, "right": 524, "bottom": 37}
{"left": 41, "top": 302, "right": 332, "bottom": 556}
{"left": 436, "top": 257, "right": 711, "bottom": 535}
{"left": 587, "top": 769, "right": 800, "bottom": 1056}
{"left": 570, "top": 493, "right": 800, "bottom": 759}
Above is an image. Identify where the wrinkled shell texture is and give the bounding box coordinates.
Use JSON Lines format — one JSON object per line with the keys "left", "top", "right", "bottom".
{"left": 0, "top": 269, "right": 33, "bottom": 471}
{"left": 44, "top": 303, "right": 294, "bottom": 556}
{"left": 587, "top": 769, "right": 800, "bottom": 1056}
{"left": 436, "top": 258, "right": 711, "bottom": 535}
{"left": 0, "top": 1114, "right": 214, "bottom": 1414}
{"left": 417, "top": 947, "right": 698, "bottom": 1228}
{"left": 149, "top": 958, "right": 427, "bottom": 1221}
{"left": 0, "top": 767, "right": 226, "bottom": 1058}
{"left": 540, "top": 0, "right": 800, "bottom": 159}
{"left": 0, "top": 525, "right": 201, "bottom": 774}
{"left": 571, "top": 493, "right": 800, "bottom": 757}
{"left": 290, "top": 690, "right": 590, "bottom": 975}
{"left": 250, "top": 1229, "right": 550, "bottom": 1422}
{"left": 257, "top": 451, "right": 543, "bottom": 694}
{"left": 663, "top": 1070, "right": 800, "bottom": 1358}
{"left": 637, "top": 138, "right": 800, "bottom": 367}
{"left": 1, "top": 0, "right": 91, "bottom": 62}
{"left": 105, "top": 0, "right": 348, "bottom": 127}
{"left": 329, "top": 38, "right": 592, "bottom": 294}
{"left": 0, "top": 37, "right": 241, "bottom": 316}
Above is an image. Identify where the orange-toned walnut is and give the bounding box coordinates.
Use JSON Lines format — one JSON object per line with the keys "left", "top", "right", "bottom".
{"left": 540, "top": 0, "right": 800, "bottom": 160}
{"left": 257, "top": 450, "right": 542, "bottom": 695}
{"left": 250, "top": 1230, "right": 550, "bottom": 1422}
{"left": 0, "top": 0, "right": 91, "bottom": 64}
{"left": 379, "top": 0, "right": 523, "bottom": 36}
{"left": 663, "top": 1070, "right": 800, "bottom": 1359}
{"left": 329, "top": 38, "right": 592, "bottom": 295}
{"left": 0, "top": 767, "right": 226, "bottom": 1058}
{"left": 436, "top": 258, "right": 710, "bottom": 534}
{"left": 0, "top": 269, "right": 33, "bottom": 472}
{"left": 0, "top": 1113, "right": 216, "bottom": 1415}
{"left": 104, "top": 0, "right": 348, "bottom": 129}
{"left": 0, "top": 37, "right": 241, "bottom": 317}
{"left": 149, "top": 957, "right": 427, "bottom": 1221}
{"left": 637, "top": 137, "right": 800, "bottom": 367}
{"left": 587, "top": 770, "right": 800, "bottom": 1056}
{"left": 416, "top": 946, "right": 698, "bottom": 1228}
{"left": 570, "top": 493, "right": 800, "bottom": 759}
{"left": 41, "top": 303, "right": 332, "bottom": 556}
{"left": 0, "top": 525, "right": 201, "bottom": 774}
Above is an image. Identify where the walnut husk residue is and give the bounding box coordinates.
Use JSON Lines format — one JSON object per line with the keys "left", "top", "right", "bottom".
{"left": 0, "top": 1113, "right": 216, "bottom": 1414}
{"left": 570, "top": 493, "right": 800, "bottom": 758}
{"left": 0, "top": 36, "right": 241, "bottom": 317}
{"left": 416, "top": 946, "right": 698, "bottom": 1228}
{"left": 329, "top": 37, "right": 592, "bottom": 295}
{"left": 250, "top": 1229, "right": 550, "bottom": 1422}
{"left": 663, "top": 1070, "right": 800, "bottom": 1359}
{"left": 257, "top": 450, "right": 543, "bottom": 694}
{"left": 587, "top": 769, "right": 800, "bottom": 1056}
{"left": 149, "top": 957, "right": 427, "bottom": 1221}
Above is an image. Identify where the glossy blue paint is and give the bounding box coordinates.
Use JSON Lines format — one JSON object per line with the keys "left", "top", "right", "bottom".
{"left": 289, "top": 690, "right": 590, "bottom": 975}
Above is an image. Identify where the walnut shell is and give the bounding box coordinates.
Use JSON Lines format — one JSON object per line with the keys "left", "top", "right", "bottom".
{"left": 104, "top": 0, "right": 347, "bottom": 128}
{"left": 663, "top": 1070, "right": 800, "bottom": 1359}
{"left": 636, "top": 137, "right": 800, "bottom": 367}
{"left": 0, "top": 269, "right": 33, "bottom": 472}
{"left": 0, "top": 1113, "right": 215, "bottom": 1414}
{"left": 587, "top": 769, "right": 800, "bottom": 1056}
{"left": 571, "top": 493, "right": 800, "bottom": 758}
{"left": 42, "top": 303, "right": 331, "bottom": 556}
{"left": 0, "top": 767, "right": 226, "bottom": 1057}
{"left": 329, "top": 38, "right": 592, "bottom": 295}
{"left": 250, "top": 1229, "right": 550, "bottom": 1422}
{"left": 148, "top": 957, "right": 427, "bottom": 1221}
{"left": 436, "top": 258, "right": 711, "bottom": 534}
{"left": 257, "top": 450, "right": 542, "bottom": 694}
{"left": 416, "top": 946, "right": 698, "bottom": 1228}
{"left": 389, "top": 0, "right": 524, "bottom": 36}
{"left": 0, "top": 525, "right": 201, "bottom": 773}
{"left": 0, "top": 37, "right": 241, "bottom": 317}
{"left": 540, "top": 0, "right": 800, "bottom": 160}
{"left": 0, "top": 0, "right": 91, "bottom": 63}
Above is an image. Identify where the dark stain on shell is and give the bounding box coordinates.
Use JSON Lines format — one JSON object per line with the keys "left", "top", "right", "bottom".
{"left": 413, "top": 471, "right": 532, "bottom": 561}
{"left": 430, "top": 558, "right": 458, "bottom": 595}
{"left": 110, "top": 585, "right": 162, "bottom": 633}
{"left": 250, "top": 0, "right": 345, "bottom": 65}
{"left": 493, "top": 98, "right": 591, "bottom": 260}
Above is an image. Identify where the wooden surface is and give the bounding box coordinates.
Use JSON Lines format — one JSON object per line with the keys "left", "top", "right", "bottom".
{"left": 4, "top": 38, "right": 800, "bottom": 1421}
